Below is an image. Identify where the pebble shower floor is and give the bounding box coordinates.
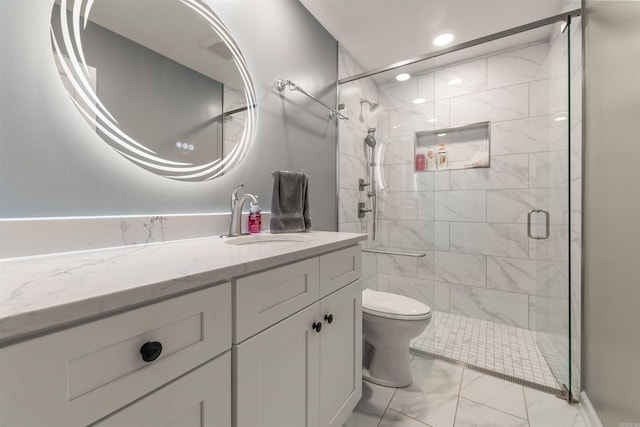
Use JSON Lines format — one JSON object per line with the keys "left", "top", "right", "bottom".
{"left": 410, "top": 311, "right": 559, "bottom": 389}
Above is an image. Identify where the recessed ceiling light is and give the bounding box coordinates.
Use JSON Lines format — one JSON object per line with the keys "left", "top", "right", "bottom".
{"left": 448, "top": 78, "right": 462, "bottom": 86}
{"left": 413, "top": 98, "right": 426, "bottom": 104}
{"left": 433, "top": 33, "right": 454, "bottom": 47}
{"left": 438, "top": 133, "right": 447, "bottom": 137}
{"left": 396, "top": 73, "right": 411, "bottom": 81}
{"left": 428, "top": 118, "right": 437, "bottom": 123}
{"left": 555, "top": 116, "right": 567, "bottom": 122}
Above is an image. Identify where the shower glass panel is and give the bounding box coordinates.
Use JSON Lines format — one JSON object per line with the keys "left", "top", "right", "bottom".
{"left": 337, "top": 15, "right": 578, "bottom": 394}
{"left": 337, "top": 61, "right": 436, "bottom": 308}
{"left": 436, "top": 21, "right": 573, "bottom": 394}
{"left": 529, "top": 20, "right": 574, "bottom": 398}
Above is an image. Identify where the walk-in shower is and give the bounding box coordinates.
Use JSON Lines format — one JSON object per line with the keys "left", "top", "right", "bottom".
{"left": 338, "top": 9, "right": 582, "bottom": 401}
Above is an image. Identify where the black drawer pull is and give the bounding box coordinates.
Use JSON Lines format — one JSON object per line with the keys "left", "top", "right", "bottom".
{"left": 312, "top": 322, "right": 322, "bottom": 333}
{"left": 140, "top": 341, "right": 163, "bottom": 362}
{"left": 324, "top": 314, "right": 334, "bottom": 324}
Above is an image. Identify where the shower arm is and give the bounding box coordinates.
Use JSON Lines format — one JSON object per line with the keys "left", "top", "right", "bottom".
{"left": 276, "top": 79, "right": 349, "bottom": 120}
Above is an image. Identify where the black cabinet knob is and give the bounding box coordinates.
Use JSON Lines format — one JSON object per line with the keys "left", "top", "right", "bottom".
{"left": 324, "top": 314, "right": 334, "bottom": 324}
{"left": 312, "top": 322, "right": 322, "bottom": 333}
{"left": 140, "top": 341, "right": 163, "bottom": 362}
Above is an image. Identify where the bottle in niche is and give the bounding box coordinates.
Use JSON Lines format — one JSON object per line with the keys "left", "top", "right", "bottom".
{"left": 415, "top": 153, "right": 426, "bottom": 171}
{"left": 437, "top": 143, "right": 448, "bottom": 169}
{"left": 426, "top": 149, "right": 436, "bottom": 170}
{"left": 248, "top": 202, "right": 262, "bottom": 234}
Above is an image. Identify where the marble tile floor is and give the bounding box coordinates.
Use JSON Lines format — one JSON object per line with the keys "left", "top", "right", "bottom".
{"left": 411, "top": 311, "right": 559, "bottom": 389}
{"left": 345, "top": 356, "right": 585, "bottom": 427}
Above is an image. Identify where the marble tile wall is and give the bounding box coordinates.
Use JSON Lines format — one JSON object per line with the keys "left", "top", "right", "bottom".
{"left": 338, "top": 32, "right": 581, "bottom": 352}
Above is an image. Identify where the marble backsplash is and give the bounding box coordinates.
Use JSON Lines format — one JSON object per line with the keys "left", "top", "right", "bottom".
{"left": 0, "top": 212, "right": 272, "bottom": 259}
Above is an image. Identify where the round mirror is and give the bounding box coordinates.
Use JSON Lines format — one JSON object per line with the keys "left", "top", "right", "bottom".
{"left": 50, "top": 0, "right": 256, "bottom": 181}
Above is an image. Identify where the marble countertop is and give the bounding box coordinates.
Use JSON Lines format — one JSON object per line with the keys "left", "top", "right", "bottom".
{"left": 0, "top": 231, "right": 366, "bottom": 346}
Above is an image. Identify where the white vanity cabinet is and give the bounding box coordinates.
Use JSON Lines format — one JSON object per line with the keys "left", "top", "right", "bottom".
{"left": 234, "top": 246, "right": 362, "bottom": 427}
{"left": 0, "top": 237, "right": 365, "bottom": 427}
{"left": 0, "top": 283, "right": 232, "bottom": 427}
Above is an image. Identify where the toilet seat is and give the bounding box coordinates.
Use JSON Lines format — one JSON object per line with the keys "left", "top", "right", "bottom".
{"left": 362, "top": 289, "right": 432, "bottom": 321}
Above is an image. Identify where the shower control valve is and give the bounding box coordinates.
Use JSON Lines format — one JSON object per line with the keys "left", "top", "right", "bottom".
{"left": 358, "top": 202, "right": 372, "bottom": 219}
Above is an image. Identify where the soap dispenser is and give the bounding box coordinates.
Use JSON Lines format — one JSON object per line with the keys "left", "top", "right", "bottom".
{"left": 248, "top": 200, "right": 262, "bottom": 234}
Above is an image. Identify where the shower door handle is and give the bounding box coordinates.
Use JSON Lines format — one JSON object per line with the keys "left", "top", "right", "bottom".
{"left": 527, "top": 209, "right": 550, "bottom": 240}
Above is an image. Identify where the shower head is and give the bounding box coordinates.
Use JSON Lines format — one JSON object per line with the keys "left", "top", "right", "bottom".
{"left": 364, "top": 128, "right": 377, "bottom": 147}
{"left": 360, "top": 99, "right": 379, "bottom": 112}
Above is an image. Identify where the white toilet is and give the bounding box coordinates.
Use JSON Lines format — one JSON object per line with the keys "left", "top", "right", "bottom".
{"left": 362, "top": 289, "right": 432, "bottom": 388}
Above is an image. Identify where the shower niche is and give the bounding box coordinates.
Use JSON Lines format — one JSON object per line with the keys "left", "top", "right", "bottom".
{"left": 414, "top": 121, "right": 490, "bottom": 172}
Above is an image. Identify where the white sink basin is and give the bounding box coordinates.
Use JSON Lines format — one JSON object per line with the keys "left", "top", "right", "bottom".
{"left": 224, "top": 234, "right": 310, "bottom": 245}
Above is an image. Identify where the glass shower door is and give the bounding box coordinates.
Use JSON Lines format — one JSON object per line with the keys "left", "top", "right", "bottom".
{"left": 531, "top": 18, "right": 573, "bottom": 399}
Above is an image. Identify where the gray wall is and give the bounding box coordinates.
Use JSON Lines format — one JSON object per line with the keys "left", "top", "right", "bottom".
{"left": 583, "top": 1, "right": 640, "bottom": 425}
{"left": 0, "top": 0, "right": 338, "bottom": 231}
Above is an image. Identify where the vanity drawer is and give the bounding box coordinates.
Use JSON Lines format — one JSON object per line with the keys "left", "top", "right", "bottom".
{"left": 234, "top": 257, "right": 320, "bottom": 343}
{"left": 319, "top": 245, "right": 361, "bottom": 297}
{"left": 0, "top": 283, "right": 231, "bottom": 427}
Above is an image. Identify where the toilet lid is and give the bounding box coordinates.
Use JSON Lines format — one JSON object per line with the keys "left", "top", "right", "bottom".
{"left": 362, "top": 289, "right": 432, "bottom": 320}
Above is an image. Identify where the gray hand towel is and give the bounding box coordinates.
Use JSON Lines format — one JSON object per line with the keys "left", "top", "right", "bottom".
{"left": 270, "top": 171, "right": 311, "bottom": 233}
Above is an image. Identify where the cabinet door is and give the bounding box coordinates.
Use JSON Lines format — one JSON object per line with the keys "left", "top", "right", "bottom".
{"left": 319, "top": 281, "right": 362, "bottom": 427}
{"left": 234, "top": 303, "right": 321, "bottom": 427}
{"left": 95, "top": 351, "right": 231, "bottom": 427}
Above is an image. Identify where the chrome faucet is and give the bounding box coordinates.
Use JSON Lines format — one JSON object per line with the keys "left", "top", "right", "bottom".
{"left": 226, "top": 184, "right": 258, "bottom": 237}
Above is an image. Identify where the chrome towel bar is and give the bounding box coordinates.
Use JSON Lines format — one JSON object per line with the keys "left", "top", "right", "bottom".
{"left": 362, "top": 249, "right": 426, "bottom": 258}
{"left": 276, "top": 79, "right": 349, "bottom": 120}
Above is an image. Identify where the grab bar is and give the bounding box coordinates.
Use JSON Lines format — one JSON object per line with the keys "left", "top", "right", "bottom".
{"left": 276, "top": 79, "right": 349, "bottom": 120}
{"left": 362, "top": 249, "right": 426, "bottom": 258}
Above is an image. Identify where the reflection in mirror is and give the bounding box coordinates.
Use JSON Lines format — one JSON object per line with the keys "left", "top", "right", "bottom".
{"left": 415, "top": 122, "right": 490, "bottom": 172}
{"left": 50, "top": 0, "right": 256, "bottom": 181}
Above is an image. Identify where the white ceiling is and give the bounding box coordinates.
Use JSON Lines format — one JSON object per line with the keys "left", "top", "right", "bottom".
{"left": 298, "top": 0, "right": 575, "bottom": 75}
